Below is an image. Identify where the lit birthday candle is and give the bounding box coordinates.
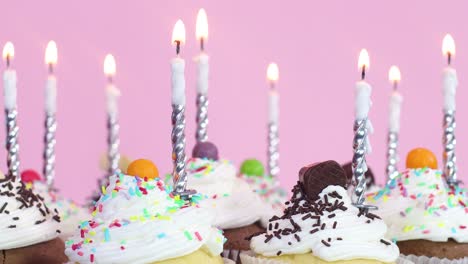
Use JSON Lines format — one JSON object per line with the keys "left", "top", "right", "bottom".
{"left": 195, "top": 8, "right": 209, "bottom": 142}
{"left": 441, "top": 34, "right": 458, "bottom": 186}
{"left": 171, "top": 20, "right": 193, "bottom": 199}
{"left": 385, "top": 66, "right": 402, "bottom": 182}
{"left": 352, "top": 49, "right": 375, "bottom": 210}
{"left": 2, "top": 42, "right": 20, "bottom": 178}
{"left": 104, "top": 54, "right": 121, "bottom": 176}
{"left": 267, "top": 63, "right": 279, "bottom": 178}
{"left": 43, "top": 40, "right": 58, "bottom": 188}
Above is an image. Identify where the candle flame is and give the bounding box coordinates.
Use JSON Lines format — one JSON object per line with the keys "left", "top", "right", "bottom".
{"left": 104, "top": 54, "right": 116, "bottom": 76}
{"left": 2, "top": 42, "right": 14, "bottom": 61}
{"left": 267, "top": 63, "right": 279, "bottom": 82}
{"left": 196, "top": 8, "right": 209, "bottom": 41}
{"left": 45, "top": 40, "right": 58, "bottom": 65}
{"left": 358, "top": 49, "right": 370, "bottom": 71}
{"left": 172, "top": 19, "right": 186, "bottom": 45}
{"left": 442, "top": 33, "right": 456, "bottom": 57}
{"left": 388, "top": 66, "right": 401, "bottom": 83}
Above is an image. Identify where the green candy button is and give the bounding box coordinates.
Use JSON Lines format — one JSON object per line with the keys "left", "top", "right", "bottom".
{"left": 240, "top": 159, "right": 265, "bottom": 177}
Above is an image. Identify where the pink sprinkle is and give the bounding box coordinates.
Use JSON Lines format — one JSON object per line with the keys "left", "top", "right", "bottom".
{"left": 423, "top": 230, "right": 430, "bottom": 234}
{"left": 195, "top": 231, "right": 203, "bottom": 241}
{"left": 194, "top": 166, "right": 208, "bottom": 173}
{"left": 428, "top": 199, "right": 434, "bottom": 206}
{"left": 459, "top": 200, "right": 467, "bottom": 207}
{"left": 139, "top": 187, "right": 148, "bottom": 195}
{"left": 465, "top": 208, "right": 468, "bottom": 213}
{"left": 410, "top": 195, "right": 417, "bottom": 200}
{"left": 212, "top": 194, "right": 217, "bottom": 199}
{"left": 90, "top": 254, "right": 95, "bottom": 262}
{"left": 460, "top": 225, "right": 467, "bottom": 229}
{"left": 120, "top": 246, "right": 125, "bottom": 250}
{"left": 78, "top": 251, "right": 84, "bottom": 256}
{"left": 80, "top": 229, "right": 85, "bottom": 238}
{"left": 99, "top": 204, "right": 103, "bottom": 212}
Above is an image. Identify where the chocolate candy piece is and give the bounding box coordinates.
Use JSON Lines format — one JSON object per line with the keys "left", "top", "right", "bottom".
{"left": 192, "top": 141, "right": 219, "bottom": 161}
{"left": 240, "top": 159, "right": 265, "bottom": 177}
{"left": 342, "top": 162, "right": 375, "bottom": 187}
{"left": 299, "top": 161, "right": 346, "bottom": 200}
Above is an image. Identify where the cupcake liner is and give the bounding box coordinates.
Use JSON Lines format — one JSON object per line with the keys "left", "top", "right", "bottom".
{"left": 222, "top": 249, "right": 249, "bottom": 263}
{"left": 240, "top": 250, "right": 415, "bottom": 264}
{"left": 401, "top": 254, "right": 468, "bottom": 264}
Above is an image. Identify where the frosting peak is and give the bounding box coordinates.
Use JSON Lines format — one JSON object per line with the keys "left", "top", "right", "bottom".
{"left": 250, "top": 181, "right": 399, "bottom": 262}
{"left": 368, "top": 167, "right": 468, "bottom": 243}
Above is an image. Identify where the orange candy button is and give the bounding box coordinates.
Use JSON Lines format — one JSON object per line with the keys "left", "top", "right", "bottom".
{"left": 406, "top": 148, "right": 438, "bottom": 169}
{"left": 127, "top": 159, "right": 159, "bottom": 179}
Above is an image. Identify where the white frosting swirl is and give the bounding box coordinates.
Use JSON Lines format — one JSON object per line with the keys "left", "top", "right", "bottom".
{"left": 0, "top": 177, "right": 60, "bottom": 249}
{"left": 31, "top": 181, "right": 88, "bottom": 240}
{"left": 367, "top": 168, "right": 468, "bottom": 243}
{"left": 186, "top": 158, "right": 268, "bottom": 229}
{"left": 238, "top": 173, "right": 288, "bottom": 226}
{"left": 65, "top": 173, "right": 225, "bottom": 264}
{"left": 250, "top": 185, "right": 399, "bottom": 263}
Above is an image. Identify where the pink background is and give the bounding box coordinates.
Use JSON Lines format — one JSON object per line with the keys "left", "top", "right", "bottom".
{"left": 1, "top": 0, "right": 468, "bottom": 203}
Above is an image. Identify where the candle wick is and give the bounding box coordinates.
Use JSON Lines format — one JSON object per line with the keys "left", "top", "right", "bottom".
{"left": 48, "top": 63, "right": 54, "bottom": 75}
{"left": 361, "top": 65, "right": 366, "bottom": 80}
{"left": 6, "top": 56, "right": 10, "bottom": 69}
{"left": 270, "top": 82, "right": 275, "bottom": 90}
{"left": 107, "top": 75, "right": 114, "bottom": 84}
{"left": 393, "top": 81, "right": 398, "bottom": 91}
{"left": 447, "top": 52, "right": 452, "bottom": 66}
{"left": 200, "top": 38, "right": 204, "bottom": 52}
{"left": 175, "top": 40, "right": 181, "bottom": 55}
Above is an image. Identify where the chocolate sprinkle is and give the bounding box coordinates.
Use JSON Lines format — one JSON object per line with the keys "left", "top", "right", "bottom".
{"left": 35, "top": 219, "right": 46, "bottom": 225}
{"left": 333, "top": 221, "right": 337, "bottom": 229}
{"left": 276, "top": 251, "right": 282, "bottom": 256}
{"left": 380, "top": 239, "right": 391, "bottom": 246}
{"left": 0, "top": 203, "right": 7, "bottom": 213}
{"left": 294, "top": 234, "right": 301, "bottom": 242}
{"left": 310, "top": 228, "right": 319, "bottom": 234}
{"left": 321, "top": 240, "right": 331, "bottom": 247}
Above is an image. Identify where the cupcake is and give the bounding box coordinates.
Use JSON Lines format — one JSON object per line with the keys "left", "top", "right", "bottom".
{"left": 186, "top": 142, "right": 270, "bottom": 262}
{"left": 65, "top": 159, "right": 227, "bottom": 263}
{"left": 238, "top": 159, "right": 288, "bottom": 224}
{"left": 0, "top": 174, "right": 67, "bottom": 263}
{"left": 21, "top": 169, "right": 88, "bottom": 240}
{"left": 368, "top": 148, "right": 468, "bottom": 262}
{"left": 242, "top": 160, "right": 402, "bottom": 264}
